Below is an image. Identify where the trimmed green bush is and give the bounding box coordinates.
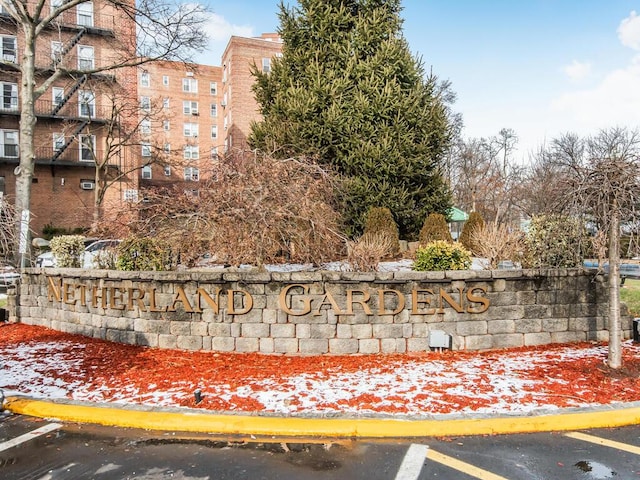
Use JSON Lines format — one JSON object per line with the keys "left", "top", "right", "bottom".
{"left": 49, "top": 235, "right": 85, "bottom": 268}
{"left": 413, "top": 240, "right": 471, "bottom": 271}
{"left": 419, "top": 213, "right": 453, "bottom": 245}
{"left": 459, "top": 211, "right": 485, "bottom": 254}
{"left": 524, "top": 214, "right": 586, "bottom": 268}
{"left": 116, "top": 237, "right": 172, "bottom": 271}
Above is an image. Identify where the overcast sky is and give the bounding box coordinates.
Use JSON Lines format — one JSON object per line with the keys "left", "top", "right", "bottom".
{"left": 197, "top": 1, "right": 640, "bottom": 162}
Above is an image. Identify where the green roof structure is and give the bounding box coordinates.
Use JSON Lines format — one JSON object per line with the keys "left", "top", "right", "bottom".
{"left": 447, "top": 207, "right": 469, "bottom": 223}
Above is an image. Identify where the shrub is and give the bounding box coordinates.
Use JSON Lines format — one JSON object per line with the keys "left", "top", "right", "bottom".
{"left": 347, "top": 233, "right": 399, "bottom": 271}
{"left": 524, "top": 214, "right": 586, "bottom": 268}
{"left": 119, "top": 152, "right": 344, "bottom": 268}
{"left": 49, "top": 235, "right": 85, "bottom": 268}
{"left": 116, "top": 237, "right": 173, "bottom": 271}
{"left": 471, "top": 223, "right": 525, "bottom": 269}
{"left": 419, "top": 213, "right": 453, "bottom": 245}
{"left": 459, "top": 211, "right": 485, "bottom": 254}
{"left": 362, "top": 206, "right": 400, "bottom": 257}
{"left": 413, "top": 240, "right": 471, "bottom": 271}
{"left": 42, "top": 224, "right": 87, "bottom": 240}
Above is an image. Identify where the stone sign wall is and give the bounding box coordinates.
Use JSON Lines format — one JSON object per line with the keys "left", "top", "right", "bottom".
{"left": 13, "top": 267, "right": 632, "bottom": 354}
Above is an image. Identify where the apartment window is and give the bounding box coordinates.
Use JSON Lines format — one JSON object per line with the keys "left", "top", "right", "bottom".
{"left": 222, "top": 92, "right": 228, "bottom": 107}
{"left": 210, "top": 82, "right": 217, "bottom": 95}
{"left": 262, "top": 57, "right": 271, "bottom": 73}
{"left": 0, "top": 130, "right": 18, "bottom": 157}
{"left": 182, "top": 77, "right": 198, "bottom": 93}
{"left": 184, "top": 166, "right": 199, "bottom": 181}
{"left": 162, "top": 120, "right": 170, "bottom": 132}
{"left": 1, "top": 36, "right": 16, "bottom": 63}
{"left": 79, "top": 134, "right": 96, "bottom": 161}
{"left": 52, "top": 87, "right": 64, "bottom": 107}
{"left": 211, "top": 125, "right": 218, "bottom": 140}
{"left": 140, "top": 118, "right": 151, "bottom": 135}
{"left": 183, "top": 101, "right": 198, "bottom": 115}
{"left": 123, "top": 189, "right": 138, "bottom": 202}
{"left": 77, "top": 45, "right": 94, "bottom": 70}
{"left": 51, "top": 41, "right": 63, "bottom": 62}
{"left": 77, "top": 2, "right": 94, "bottom": 27}
{"left": 183, "top": 145, "right": 199, "bottom": 159}
{"left": 1, "top": 82, "right": 17, "bottom": 111}
{"left": 78, "top": 90, "right": 95, "bottom": 117}
{"left": 140, "top": 71, "right": 150, "bottom": 87}
{"left": 140, "top": 96, "right": 150, "bottom": 113}
{"left": 141, "top": 165, "right": 152, "bottom": 179}
{"left": 163, "top": 165, "right": 171, "bottom": 176}
{"left": 210, "top": 103, "right": 217, "bottom": 117}
{"left": 163, "top": 143, "right": 171, "bottom": 153}
{"left": 50, "top": 0, "right": 62, "bottom": 12}
{"left": 162, "top": 97, "right": 169, "bottom": 109}
{"left": 53, "top": 133, "right": 65, "bottom": 152}
{"left": 183, "top": 123, "right": 198, "bottom": 137}
{"left": 162, "top": 75, "right": 169, "bottom": 86}
{"left": 141, "top": 142, "right": 151, "bottom": 157}
{"left": 211, "top": 146, "right": 219, "bottom": 159}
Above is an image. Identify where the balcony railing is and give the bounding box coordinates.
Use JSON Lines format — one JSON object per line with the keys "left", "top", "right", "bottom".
{"left": 35, "top": 146, "right": 105, "bottom": 164}
{"left": 36, "top": 51, "right": 117, "bottom": 72}
{"left": 0, "top": 97, "right": 112, "bottom": 120}
{"left": 0, "top": 6, "right": 114, "bottom": 34}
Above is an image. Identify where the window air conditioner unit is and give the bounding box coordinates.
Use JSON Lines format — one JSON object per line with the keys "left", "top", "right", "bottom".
{"left": 220, "top": 101, "right": 226, "bottom": 107}
{"left": 3, "top": 54, "right": 15, "bottom": 62}
{"left": 80, "top": 181, "right": 95, "bottom": 190}
{"left": 192, "top": 111, "right": 199, "bottom": 116}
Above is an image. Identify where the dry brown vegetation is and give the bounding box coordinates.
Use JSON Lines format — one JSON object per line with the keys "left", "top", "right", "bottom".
{"left": 96, "top": 152, "right": 345, "bottom": 267}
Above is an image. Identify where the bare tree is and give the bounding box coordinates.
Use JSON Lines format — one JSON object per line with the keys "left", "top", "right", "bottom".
{"left": 449, "top": 130, "right": 524, "bottom": 228}
{"left": 97, "top": 151, "right": 345, "bottom": 268}
{"left": 1, "top": 0, "right": 209, "bottom": 264}
{"left": 559, "top": 128, "right": 640, "bottom": 369}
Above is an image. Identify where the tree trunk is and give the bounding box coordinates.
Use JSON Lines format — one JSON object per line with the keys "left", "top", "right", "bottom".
{"left": 14, "top": 25, "right": 37, "bottom": 267}
{"left": 607, "top": 206, "right": 622, "bottom": 369}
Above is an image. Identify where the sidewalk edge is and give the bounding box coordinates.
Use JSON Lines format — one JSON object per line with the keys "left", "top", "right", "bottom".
{"left": 5, "top": 396, "right": 640, "bottom": 438}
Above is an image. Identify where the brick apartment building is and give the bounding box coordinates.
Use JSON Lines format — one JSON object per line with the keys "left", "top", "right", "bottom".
{"left": 135, "top": 61, "right": 223, "bottom": 190}
{"left": 221, "top": 33, "right": 282, "bottom": 155}
{"left": 0, "top": 3, "right": 282, "bottom": 238}
{"left": 137, "top": 33, "right": 283, "bottom": 195}
{"left": 0, "top": 0, "right": 138, "bottom": 236}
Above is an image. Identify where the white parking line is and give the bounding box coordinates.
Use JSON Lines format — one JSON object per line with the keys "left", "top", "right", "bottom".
{"left": 394, "top": 443, "right": 429, "bottom": 480}
{"left": 427, "top": 449, "right": 510, "bottom": 480}
{"left": 565, "top": 431, "right": 640, "bottom": 455}
{"left": 0, "top": 423, "right": 62, "bottom": 453}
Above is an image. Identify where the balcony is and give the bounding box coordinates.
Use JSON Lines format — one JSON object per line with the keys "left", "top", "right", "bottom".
{"left": 0, "top": 97, "right": 112, "bottom": 122}
{"left": 36, "top": 51, "right": 117, "bottom": 74}
{"left": 35, "top": 146, "right": 107, "bottom": 166}
{"left": 0, "top": 5, "right": 114, "bottom": 36}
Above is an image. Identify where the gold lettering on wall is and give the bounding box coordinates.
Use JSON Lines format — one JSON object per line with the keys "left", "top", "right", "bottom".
{"left": 227, "top": 289, "right": 253, "bottom": 315}
{"left": 377, "top": 289, "right": 405, "bottom": 315}
{"left": 411, "top": 289, "right": 436, "bottom": 315}
{"left": 47, "top": 277, "right": 62, "bottom": 302}
{"left": 44, "top": 277, "right": 491, "bottom": 318}
{"left": 279, "top": 284, "right": 312, "bottom": 316}
{"left": 466, "top": 287, "right": 490, "bottom": 313}
{"left": 346, "top": 290, "right": 372, "bottom": 315}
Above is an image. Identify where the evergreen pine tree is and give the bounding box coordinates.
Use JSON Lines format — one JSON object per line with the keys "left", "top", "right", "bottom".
{"left": 250, "top": 0, "right": 455, "bottom": 239}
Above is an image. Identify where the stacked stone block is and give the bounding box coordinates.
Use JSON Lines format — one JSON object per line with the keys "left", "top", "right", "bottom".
{"left": 14, "top": 267, "right": 630, "bottom": 354}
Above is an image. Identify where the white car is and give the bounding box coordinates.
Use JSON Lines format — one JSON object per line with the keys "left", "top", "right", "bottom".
{"left": 35, "top": 239, "right": 121, "bottom": 268}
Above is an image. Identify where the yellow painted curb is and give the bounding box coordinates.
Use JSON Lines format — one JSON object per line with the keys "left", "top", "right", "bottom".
{"left": 5, "top": 397, "right": 640, "bottom": 438}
